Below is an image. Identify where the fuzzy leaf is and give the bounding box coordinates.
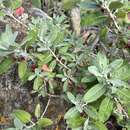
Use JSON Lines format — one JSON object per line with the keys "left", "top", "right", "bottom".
{"left": 98, "top": 97, "right": 113, "bottom": 122}
{"left": 37, "top": 118, "right": 53, "bottom": 127}
{"left": 0, "top": 57, "right": 13, "bottom": 75}
{"left": 64, "top": 107, "right": 80, "bottom": 119}
{"left": 96, "top": 52, "right": 109, "bottom": 71}
{"left": 88, "top": 66, "right": 102, "bottom": 77}
{"left": 13, "top": 110, "right": 31, "bottom": 123}
{"left": 111, "top": 64, "right": 130, "bottom": 81}
{"left": 81, "top": 76, "right": 96, "bottom": 83}
{"left": 14, "top": 118, "right": 24, "bottom": 129}
{"left": 117, "top": 88, "right": 130, "bottom": 103}
{"left": 18, "top": 61, "right": 27, "bottom": 80}
{"left": 33, "top": 77, "right": 43, "bottom": 90}
{"left": 67, "top": 92, "right": 76, "bottom": 104}
{"left": 109, "top": 59, "right": 123, "bottom": 70}
{"left": 83, "top": 84, "right": 106, "bottom": 103}
{"left": 0, "top": 25, "right": 18, "bottom": 51}
{"left": 67, "top": 116, "right": 85, "bottom": 128}
{"left": 94, "top": 121, "right": 107, "bottom": 130}
{"left": 35, "top": 104, "right": 41, "bottom": 118}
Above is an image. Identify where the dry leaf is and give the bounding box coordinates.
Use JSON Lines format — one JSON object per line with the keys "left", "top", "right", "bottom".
{"left": 42, "top": 64, "right": 52, "bottom": 72}
{"left": 0, "top": 116, "right": 10, "bottom": 125}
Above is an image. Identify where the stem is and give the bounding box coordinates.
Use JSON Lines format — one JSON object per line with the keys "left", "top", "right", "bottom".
{"left": 40, "top": 39, "right": 71, "bottom": 70}
{"left": 41, "top": 97, "right": 51, "bottom": 118}
{"left": 6, "top": 11, "right": 70, "bottom": 71}
{"left": 91, "top": 36, "right": 99, "bottom": 51}
{"left": 24, "top": 121, "right": 36, "bottom": 129}
{"left": 47, "top": 93, "right": 61, "bottom": 98}
{"left": 102, "top": 3, "right": 121, "bottom": 33}
{"left": 114, "top": 98, "right": 129, "bottom": 119}
{"left": 7, "top": 14, "right": 28, "bottom": 28}
{"left": 48, "top": 48, "right": 70, "bottom": 70}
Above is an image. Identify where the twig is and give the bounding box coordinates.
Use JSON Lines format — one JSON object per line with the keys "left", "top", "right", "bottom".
{"left": 101, "top": 3, "right": 121, "bottom": 33}
{"left": 7, "top": 14, "right": 28, "bottom": 28}
{"left": 41, "top": 97, "right": 51, "bottom": 118}
{"left": 24, "top": 120, "right": 36, "bottom": 129}
{"left": 100, "top": 42, "right": 109, "bottom": 53}
{"left": 48, "top": 48, "right": 70, "bottom": 70}
{"left": 40, "top": 39, "right": 70, "bottom": 70}
{"left": 47, "top": 93, "right": 61, "bottom": 98}
{"left": 114, "top": 97, "right": 129, "bottom": 119}
{"left": 91, "top": 36, "right": 99, "bottom": 51}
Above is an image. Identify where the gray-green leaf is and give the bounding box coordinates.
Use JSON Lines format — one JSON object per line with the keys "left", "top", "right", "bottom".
{"left": 18, "top": 61, "right": 27, "bottom": 80}
{"left": 64, "top": 107, "right": 80, "bottom": 119}
{"left": 35, "top": 104, "right": 41, "bottom": 118}
{"left": 88, "top": 66, "right": 102, "bottom": 77}
{"left": 98, "top": 97, "right": 113, "bottom": 122}
{"left": 83, "top": 84, "right": 106, "bottom": 103}
{"left": 37, "top": 118, "right": 53, "bottom": 127}
{"left": 13, "top": 110, "right": 31, "bottom": 124}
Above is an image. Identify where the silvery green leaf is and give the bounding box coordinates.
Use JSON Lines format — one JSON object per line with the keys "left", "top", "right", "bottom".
{"left": 28, "top": 74, "right": 36, "bottom": 81}
{"left": 84, "top": 106, "right": 98, "bottom": 120}
{"left": 64, "top": 107, "right": 80, "bottom": 119}
{"left": 109, "top": 59, "right": 123, "bottom": 70}
{"left": 14, "top": 118, "right": 24, "bottom": 129}
{"left": 0, "top": 25, "right": 18, "bottom": 50}
{"left": 111, "top": 64, "right": 130, "bottom": 81}
{"left": 108, "top": 79, "right": 128, "bottom": 88}
{"left": 35, "top": 104, "right": 41, "bottom": 118}
{"left": 84, "top": 118, "right": 89, "bottom": 130}
{"left": 83, "top": 84, "right": 106, "bottom": 103}
{"left": 111, "top": 87, "right": 118, "bottom": 94}
{"left": 96, "top": 52, "right": 109, "bottom": 71}
{"left": 98, "top": 97, "right": 113, "bottom": 122}
{"left": 88, "top": 66, "right": 102, "bottom": 77}
{"left": 67, "top": 92, "right": 76, "bottom": 104}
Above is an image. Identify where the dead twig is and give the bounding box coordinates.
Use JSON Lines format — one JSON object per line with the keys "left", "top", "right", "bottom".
{"left": 101, "top": 3, "right": 121, "bottom": 33}
{"left": 114, "top": 97, "right": 129, "bottom": 119}
{"left": 7, "top": 14, "right": 28, "bottom": 29}
{"left": 41, "top": 97, "right": 51, "bottom": 118}
{"left": 48, "top": 48, "right": 71, "bottom": 70}
{"left": 91, "top": 36, "right": 99, "bottom": 51}
{"left": 40, "top": 39, "right": 71, "bottom": 70}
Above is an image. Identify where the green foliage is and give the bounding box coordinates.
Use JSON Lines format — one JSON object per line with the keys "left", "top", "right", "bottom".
{"left": 13, "top": 110, "right": 31, "bottom": 123}
{"left": 0, "top": 57, "right": 13, "bottom": 75}
{"left": 10, "top": 104, "right": 53, "bottom": 129}
{"left": 18, "top": 61, "right": 28, "bottom": 80}
{"left": 0, "top": 25, "right": 18, "bottom": 57}
{"left": 1, "top": 0, "right": 130, "bottom": 129}
{"left": 98, "top": 97, "right": 114, "bottom": 122}
{"left": 35, "top": 104, "right": 41, "bottom": 119}
{"left": 83, "top": 84, "right": 106, "bottom": 103}
{"left": 36, "top": 118, "right": 53, "bottom": 127}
